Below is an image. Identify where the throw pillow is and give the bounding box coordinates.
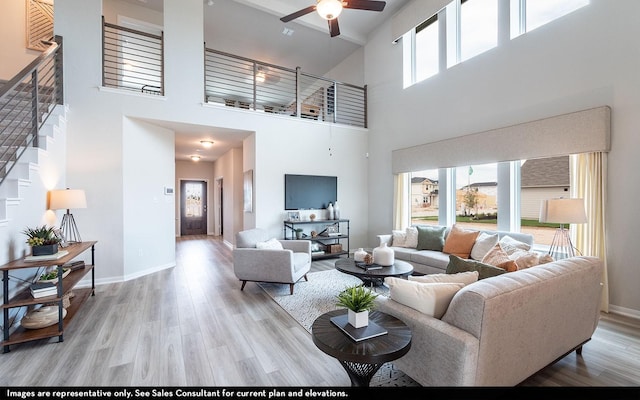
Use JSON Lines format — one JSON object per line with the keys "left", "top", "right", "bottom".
{"left": 391, "top": 230, "right": 407, "bottom": 247}
{"left": 445, "top": 255, "right": 507, "bottom": 280}
{"left": 385, "top": 277, "right": 465, "bottom": 319}
{"left": 470, "top": 232, "right": 499, "bottom": 261}
{"left": 404, "top": 226, "right": 419, "bottom": 248}
{"left": 416, "top": 225, "right": 447, "bottom": 251}
{"left": 509, "top": 250, "right": 555, "bottom": 270}
{"left": 481, "top": 243, "right": 518, "bottom": 272}
{"left": 255, "top": 238, "right": 283, "bottom": 250}
{"left": 409, "top": 271, "right": 479, "bottom": 286}
{"left": 498, "top": 235, "right": 531, "bottom": 255}
{"left": 442, "top": 224, "right": 479, "bottom": 259}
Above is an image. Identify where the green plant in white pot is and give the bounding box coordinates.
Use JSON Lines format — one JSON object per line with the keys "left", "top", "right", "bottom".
{"left": 336, "top": 284, "right": 378, "bottom": 328}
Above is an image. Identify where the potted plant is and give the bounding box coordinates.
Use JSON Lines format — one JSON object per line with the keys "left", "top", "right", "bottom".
{"left": 336, "top": 284, "right": 378, "bottom": 328}
{"left": 22, "top": 225, "right": 61, "bottom": 256}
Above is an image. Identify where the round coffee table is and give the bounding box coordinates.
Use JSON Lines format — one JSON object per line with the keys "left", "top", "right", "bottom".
{"left": 335, "top": 258, "right": 413, "bottom": 286}
{"left": 311, "top": 309, "right": 412, "bottom": 387}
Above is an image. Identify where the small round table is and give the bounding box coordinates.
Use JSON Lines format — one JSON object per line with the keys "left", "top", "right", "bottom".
{"left": 335, "top": 258, "right": 414, "bottom": 286}
{"left": 311, "top": 309, "right": 412, "bottom": 387}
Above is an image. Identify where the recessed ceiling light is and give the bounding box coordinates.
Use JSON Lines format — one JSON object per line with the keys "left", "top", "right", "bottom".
{"left": 200, "top": 140, "right": 214, "bottom": 147}
{"left": 190, "top": 155, "right": 201, "bottom": 162}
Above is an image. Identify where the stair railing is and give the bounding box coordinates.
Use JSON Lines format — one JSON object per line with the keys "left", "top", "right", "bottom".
{"left": 0, "top": 36, "right": 63, "bottom": 187}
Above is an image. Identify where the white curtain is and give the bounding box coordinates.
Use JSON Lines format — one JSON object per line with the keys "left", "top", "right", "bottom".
{"left": 393, "top": 173, "right": 410, "bottom": 231}
{"left": 570, "top": 152, "right": 609, "bottom": 312}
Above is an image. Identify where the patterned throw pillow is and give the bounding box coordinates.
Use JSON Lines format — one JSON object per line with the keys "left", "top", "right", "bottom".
{"left": 481, "top": 243, "right": 518, "bottom": 271}
{"left": 391, "top": 230, "right": 407, "bottom": 247}
{"left": 442, "top": 224, "right": 479, "bottom": 259}
{"left": 404, "top": 226, "right": 419, "bottom": 248}
{"left": 498, "top": 235, "right": 531, "bottom": 255}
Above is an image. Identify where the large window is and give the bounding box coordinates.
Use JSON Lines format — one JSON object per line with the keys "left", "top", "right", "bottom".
{"left": 415, "top": 15, "right": 439, "bottom": 83}
{"left": 460, "top": 0, "right": 498, "bottom": 62}
{"left": 409, "top": 169, "right": 439, "bottom": 226}
{"left": 511, "top": 0, "right": 589, "bottom": 39}
{"left": 455, "top": 163, "right": 498, "bottom": 231}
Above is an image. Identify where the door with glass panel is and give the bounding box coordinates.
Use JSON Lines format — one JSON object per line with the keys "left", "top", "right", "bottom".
{"left": 180, "top": 180, "right": 207, "bottom": 236}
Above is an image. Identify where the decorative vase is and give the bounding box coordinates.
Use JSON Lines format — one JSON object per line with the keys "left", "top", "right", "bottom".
{"left": 295, "top": 230, "right": 303, "bottom": 239}
{"left": 354, "top": 248, "right": 367, "bottom": 262}
{"left": 32, "top": 244, "right": 58, "bottom": 256}
{"left": 348, "top": 309, "right": 369, "bottom": 328}
{"left": 327, "top": 202, "right": 334, "bottom": 220}
{"left": 373, "top": 242, "right": 394, "bottom": 266}
{"left": 333, "top": 201, "right": 340, "bottom": 220}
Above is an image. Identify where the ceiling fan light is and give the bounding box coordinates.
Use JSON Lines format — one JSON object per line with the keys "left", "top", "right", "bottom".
{"left": 316, "top": 0, "right": 343, "bottom": 20}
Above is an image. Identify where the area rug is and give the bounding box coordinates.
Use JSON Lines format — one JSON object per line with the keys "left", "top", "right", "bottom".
{"left": 258, "top": 269, "right": 420, "bottom": 387}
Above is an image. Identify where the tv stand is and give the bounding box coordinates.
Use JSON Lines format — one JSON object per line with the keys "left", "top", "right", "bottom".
{"left": 283, "top": 219, "right": 349, "bottom": 260}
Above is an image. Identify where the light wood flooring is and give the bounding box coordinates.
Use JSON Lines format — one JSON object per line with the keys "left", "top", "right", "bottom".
{"left": 0, "top": 235, "right": 639, "bottom": 387}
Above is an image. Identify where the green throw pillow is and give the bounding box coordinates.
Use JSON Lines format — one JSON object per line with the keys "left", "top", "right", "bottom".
{"left": 445, "top": 255, "right": 507, "bottom": 280}
{"left": 416, "top": 225, "right": 446, "bottom": 251}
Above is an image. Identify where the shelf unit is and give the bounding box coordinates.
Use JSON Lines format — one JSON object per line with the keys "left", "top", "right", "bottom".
{"left": 1, "top": 241, "right": 97, "bottom": 353}
{"left": 283, "top": 219, "right": 349, "bottom": 260}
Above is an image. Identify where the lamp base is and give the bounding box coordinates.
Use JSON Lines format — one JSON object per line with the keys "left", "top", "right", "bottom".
{"left": 60, "top": 212, "right": 82, "bottom": 243}
{"left": 548, "top": 226, "right": 576, "bottom": 260}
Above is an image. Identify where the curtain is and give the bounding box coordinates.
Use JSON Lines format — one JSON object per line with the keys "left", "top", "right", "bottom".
{"left": 393, "top": 173, "right": 410, "bottom": 231}
{"left": 570, "top": 152, "right": 609, "bottom": 312}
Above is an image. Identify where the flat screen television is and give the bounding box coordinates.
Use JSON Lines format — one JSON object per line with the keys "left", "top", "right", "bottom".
{"left": 284, "top": 174, "right": 337, "bottom": 210}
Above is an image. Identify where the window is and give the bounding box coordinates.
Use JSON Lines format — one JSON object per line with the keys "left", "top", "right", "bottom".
{"left": 415, "top": 15, "right": 439, "bottom": 82}
{"left": 511, "top": 0, "right": 589, "bottom": 39}
{"left": 455, "top": 163, "right": 498, "bottom": 231}
{"left": 460, "top": 0, "right": 498, "bottom": 62}
{"left": 409, "top": 169, "right": 439, "bottom": 226}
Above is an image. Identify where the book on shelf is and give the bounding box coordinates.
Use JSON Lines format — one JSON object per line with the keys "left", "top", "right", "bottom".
{"left": 311, "top": 251, "right": 325, "bottom": 256}
{"left": 63, "top": 260, "right": 85, "bottom": 271}
{"left": 30, "top": 282, "right": 58, "bottom": 298}
{"left": 24, "top": 250, "right": 70, "bottom": 262}
{"left": 31, "top": 289, "right": 58, "bottom": 298}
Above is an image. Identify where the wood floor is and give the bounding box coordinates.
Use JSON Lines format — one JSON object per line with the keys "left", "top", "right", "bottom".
{"left": 0, "top": 235, "right": 639, "bottom": 388}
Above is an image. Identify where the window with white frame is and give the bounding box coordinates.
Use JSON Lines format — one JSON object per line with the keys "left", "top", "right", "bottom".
{"left": 510, "top": 0, "right": 589, "bottom": 39}
{"left": 415, "top": 14, "right": 440, "bottom": 83}
{"left": 459, "top": 0, "right": 498, "bottom": 62}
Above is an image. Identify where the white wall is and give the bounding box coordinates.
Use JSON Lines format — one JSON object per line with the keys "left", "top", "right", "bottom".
{"left": 364, "top": 0, "right": 640, "bottom": 316}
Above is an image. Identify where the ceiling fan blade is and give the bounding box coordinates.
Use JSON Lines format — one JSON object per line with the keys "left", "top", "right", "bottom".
{"left": 329, "top": 18, "right": 340, "bottom": 37}
{"left": 280, "top": 5, "right": 316, "bottom": 22}
{"left": 344, "top": 0, "right": 386, "bottom": 12}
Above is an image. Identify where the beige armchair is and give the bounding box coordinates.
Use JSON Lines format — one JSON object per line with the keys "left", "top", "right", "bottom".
{"left": 232, "top": 228, "right": 312, "bottom": 295}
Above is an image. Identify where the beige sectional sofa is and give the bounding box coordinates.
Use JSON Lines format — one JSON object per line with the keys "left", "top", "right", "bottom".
{"left": 375, "top": 256, "right": 604, "bottom": 386}
{"left": 377, "top": 225, "right": 535, "bottom": 275}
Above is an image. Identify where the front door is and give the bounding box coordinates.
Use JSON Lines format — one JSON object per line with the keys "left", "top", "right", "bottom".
{"left": 180, "top": 180, "right": 207, "bottom": 236}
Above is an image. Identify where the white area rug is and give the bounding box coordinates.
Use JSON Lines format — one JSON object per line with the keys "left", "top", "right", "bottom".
{"left": 258, "top": 269, "right": 362, "bottom": 332}
{"left": 258, "top": 269, "right": 420, "bottom": 387}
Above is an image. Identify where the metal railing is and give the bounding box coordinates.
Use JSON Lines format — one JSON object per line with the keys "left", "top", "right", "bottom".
{"left": 0, "top": 36, "right": 63, "bottom": 187}
{"left": 204, "top": 48, "right": 367, "bottom": 128}
{"left": 102, "top": 17, "right": 164, "bottom": 95}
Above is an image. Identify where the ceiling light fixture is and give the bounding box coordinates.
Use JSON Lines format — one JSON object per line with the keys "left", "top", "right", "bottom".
{"left": 200, "top": 140, "right": 214, "bottom": 147}
{"left": 316, "top": 0, "right": 343, "bottom": 20}
{"left": 190, "top": 155, "right": 201, "bottom": 162}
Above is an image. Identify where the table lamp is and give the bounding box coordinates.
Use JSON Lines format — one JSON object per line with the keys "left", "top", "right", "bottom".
{"left": 539, "top": 198, "right": 587, "bottom": 259}
{"left": 49, "top": 188, "right": 87, "bottom": 243}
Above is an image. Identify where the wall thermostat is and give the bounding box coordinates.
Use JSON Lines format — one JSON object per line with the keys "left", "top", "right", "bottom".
{"left": 164, "top": 187, "right": 174, "bottom": 195}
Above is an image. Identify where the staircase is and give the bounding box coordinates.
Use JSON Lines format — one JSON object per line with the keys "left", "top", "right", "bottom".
{"left": 0, "top": 37, "right": 65, "bottom": 228}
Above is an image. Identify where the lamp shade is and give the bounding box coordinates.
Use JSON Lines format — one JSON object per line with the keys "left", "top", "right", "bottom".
{"left": 539, "top": 198, "right": 587, "bottom": 224}
{"left": 316, "top": 0, "right": 343, "bottom": 20}
{"left": 49, "top": 189, "right": 87, "bottom": 210}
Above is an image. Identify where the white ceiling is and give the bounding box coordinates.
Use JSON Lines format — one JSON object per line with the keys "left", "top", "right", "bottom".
{"left": 119, "top": 0, "right": 409, "bottom": 162}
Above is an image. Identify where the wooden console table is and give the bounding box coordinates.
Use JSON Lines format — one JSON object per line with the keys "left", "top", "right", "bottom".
{"left": 1, "top": 241, "right": 97, "bottom": 353}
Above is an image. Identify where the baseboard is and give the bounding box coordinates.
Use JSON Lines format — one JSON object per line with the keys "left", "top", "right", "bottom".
{"left": 608, "top": 304, "right": 640, "bottom": 320}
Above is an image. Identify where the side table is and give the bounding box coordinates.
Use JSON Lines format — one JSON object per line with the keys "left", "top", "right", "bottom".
{"left": 311, "top": 309, "right": 412, "bottom": 387}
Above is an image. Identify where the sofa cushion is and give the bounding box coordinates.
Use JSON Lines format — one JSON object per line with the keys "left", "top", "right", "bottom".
{"left": 442, "top": 224, "right": 480, "bottom": 259}
{"left": 256, "top": 238, "right": 284, "bottom": 250}
{"left": 470, "top": 232, "right": 499, "bottom": 261}
{"left": 481, "top": 243, "right": 518, "bottom": 272}
{"left": 405, "top": 226, "right": 419, "bottom": 248}
{"left": 391, "top": 246, "right": 420, "bottom": 262}
{"left": 385, "top": 277, "right": 465, "bottom": 319}
{"left": 410, "top": 250, "right": 451, "bottom": 270}
{"left": 416, "top": 225, "right": 447, "bottom": 251}
{"left": 446, "top": 255, "right": 507, "bottom": 280}
{"left": 498, "top": 235, "right": 531, "bottom": 255}
{"left": 391, "top": 230, "right": 407, "bottom": 247}
{"left": 409, "top": 271, "right": 479, "bottom": 285}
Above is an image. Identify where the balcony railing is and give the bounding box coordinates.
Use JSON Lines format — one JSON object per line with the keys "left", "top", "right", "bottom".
{"left": 0, "top": 36, "right": 63, "bottom": 187}
{"left": 204, "top": 48, "right": 367, "bottom": 128}
{"left": 102, "top": 17, "right": 164, "bottom": 95}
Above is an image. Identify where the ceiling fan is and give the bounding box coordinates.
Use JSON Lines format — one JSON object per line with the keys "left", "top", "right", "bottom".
{"left": 280, "top": 0, "right": 387, "bottom": 38}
